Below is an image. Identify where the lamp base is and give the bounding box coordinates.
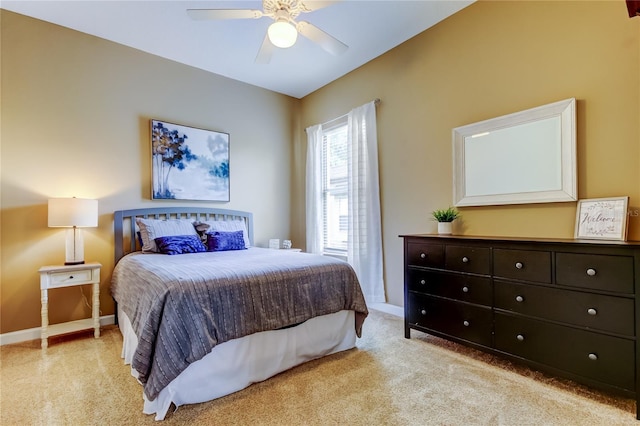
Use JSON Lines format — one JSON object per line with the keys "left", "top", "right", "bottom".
{"left": 65, "top": 227, "right": 85, "bottom": 265}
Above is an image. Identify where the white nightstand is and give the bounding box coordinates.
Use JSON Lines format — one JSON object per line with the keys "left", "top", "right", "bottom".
{"left": 38, "top": 262, "right": 101, "bottom": 349}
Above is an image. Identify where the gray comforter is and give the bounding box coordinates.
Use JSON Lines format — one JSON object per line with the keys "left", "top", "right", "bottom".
{"left": 111, "top": 248, "right": 368, "bottom": 400}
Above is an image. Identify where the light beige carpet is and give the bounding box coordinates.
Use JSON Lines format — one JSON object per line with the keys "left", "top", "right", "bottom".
{"left": 0, "top": 309, "right": 637, "bottom": 425}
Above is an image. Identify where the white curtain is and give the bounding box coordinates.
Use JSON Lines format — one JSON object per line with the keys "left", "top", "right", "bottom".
{"left": 305, "top": 124, "right": 324, "bottom": 255}
{"left": 347, "top": 101, "right": 385, "bottom": 304}
{"left": 305, "top": 101, "right": 385, "bottom": 304}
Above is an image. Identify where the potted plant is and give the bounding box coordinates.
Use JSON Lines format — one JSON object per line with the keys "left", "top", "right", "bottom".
{"left": 431, "top": 207, "right": 460, "bottom": 235}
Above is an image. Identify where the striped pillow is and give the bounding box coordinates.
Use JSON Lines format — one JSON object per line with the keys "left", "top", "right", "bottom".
{"left": 136, "top": 218, "right": 198, "bottom": 253}
{"left": 199, "top": 220, "right": 250, "bottom": 248}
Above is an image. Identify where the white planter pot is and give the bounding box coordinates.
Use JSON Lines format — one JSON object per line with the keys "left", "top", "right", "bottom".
{"left": 437, "top": 222, "right": 453, "bottom": 235}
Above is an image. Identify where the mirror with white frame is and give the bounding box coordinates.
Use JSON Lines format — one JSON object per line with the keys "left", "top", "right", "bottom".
{"left": 453, "top": 98, "right": 577, "bottom": 207}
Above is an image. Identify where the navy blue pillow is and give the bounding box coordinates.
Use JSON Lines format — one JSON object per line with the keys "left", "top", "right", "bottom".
{"left": 154, "top": 235, "right": 207, "bottom": 255}
{"left": 207, "top": 230, "right": 246, "bottom": 252}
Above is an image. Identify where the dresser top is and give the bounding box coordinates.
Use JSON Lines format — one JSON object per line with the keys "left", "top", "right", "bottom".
{"left": 400, "top": 234, "right": 640, "bottom": 248}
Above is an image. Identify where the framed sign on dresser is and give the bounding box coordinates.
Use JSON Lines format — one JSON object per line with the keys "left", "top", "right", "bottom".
{"left": 401, "top": 234, "right": 640, "bottom": 419}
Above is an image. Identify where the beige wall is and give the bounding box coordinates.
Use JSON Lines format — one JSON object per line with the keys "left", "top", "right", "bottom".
{"left": 1, "top": 11, "right": 299, "bottom": 334}
{"left": 298, "top": 1, "right": 640, "bottom": 307}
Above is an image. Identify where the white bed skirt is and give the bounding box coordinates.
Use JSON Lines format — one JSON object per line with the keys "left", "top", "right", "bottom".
{"left": 118, "top": 307, "right": 357, "bottom": 420}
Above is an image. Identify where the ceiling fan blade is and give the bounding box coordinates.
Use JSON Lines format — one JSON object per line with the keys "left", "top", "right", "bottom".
{"left": 301, "top": 1, "right": 341, "bottom": 12}
{"left": 296, "top": 21, "right": 348, "bottom": 56}
{"left": 255, "top": 34, "right": 275, "bottom": 64}
{"left": 186, "top": 9, "right": 263, "bottom": 20}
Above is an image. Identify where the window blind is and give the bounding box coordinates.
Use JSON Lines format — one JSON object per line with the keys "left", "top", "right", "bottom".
{"left": 322, "top": 120, "right": 348, "bottom": 253}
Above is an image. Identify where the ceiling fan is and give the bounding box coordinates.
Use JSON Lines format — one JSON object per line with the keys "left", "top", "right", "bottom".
{"left": 187, "top": 0, "right": 348, "bottom": 63}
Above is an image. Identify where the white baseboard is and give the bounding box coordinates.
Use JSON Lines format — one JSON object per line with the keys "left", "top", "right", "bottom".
{"left": 369, "top": 302, "right": 403, "bottom": 317}
{"left": 0, "top": 314, "right": 116, "bottom": 346}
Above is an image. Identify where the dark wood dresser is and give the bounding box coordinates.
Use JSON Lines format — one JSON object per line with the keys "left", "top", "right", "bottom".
{"left": 401, "top": 234, "right": 640, "bottom": 418}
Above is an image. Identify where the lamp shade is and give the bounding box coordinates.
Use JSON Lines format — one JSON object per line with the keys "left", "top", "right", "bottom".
{"left": 268, "top": 20, "right": 298, "bottom": 48}
{"left": 48, "top": 198, "right": 98, "bottom": 228}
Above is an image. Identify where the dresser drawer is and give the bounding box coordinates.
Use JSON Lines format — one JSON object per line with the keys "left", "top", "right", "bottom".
{"left": 494, "top": 249, "right": 551, "bottom": 283}
{"left": 407, "top": 293, "right": 492, "bottom": 346}
{"left": 407, "top": 269, "right": 492, "bottom": 305}
{"left": 445, "top": 245, "right": 491, "bottom": 275}
{"left": 556, "top": 253, "right": 634, "bottom": 293}
{"left": 495, "top": 313, "right": 635, "bottom": 391}
{"left": 494, "top": 280, "right": 634, "bottom": 336}
{"left": 407, "top": 242, "right": 444, "bottom": 268}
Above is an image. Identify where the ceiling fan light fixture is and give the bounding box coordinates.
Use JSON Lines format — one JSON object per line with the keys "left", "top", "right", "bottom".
{"left": 268, "top": 20, "right": 298, "bottom": 48}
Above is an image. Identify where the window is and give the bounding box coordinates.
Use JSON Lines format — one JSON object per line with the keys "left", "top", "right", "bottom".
{"left": 321, "top": 119, "right": 348, "bottom": 255}
{"left": 306, "top": 100, "right": 383, "bottom": 303}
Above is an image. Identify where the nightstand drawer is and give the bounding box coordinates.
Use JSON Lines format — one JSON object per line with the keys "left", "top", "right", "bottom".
{"left": 48, "top": 269, "right": 93, "bottom": 287}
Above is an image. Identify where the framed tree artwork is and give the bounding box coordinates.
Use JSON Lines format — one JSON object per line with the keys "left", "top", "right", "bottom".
{"left": 151, "top": 119, "right": 230, "bottom": 202}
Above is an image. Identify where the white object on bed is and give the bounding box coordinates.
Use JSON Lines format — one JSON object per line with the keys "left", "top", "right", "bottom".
{"left": 118, "top": 307, "right": 356, "bottom": 420}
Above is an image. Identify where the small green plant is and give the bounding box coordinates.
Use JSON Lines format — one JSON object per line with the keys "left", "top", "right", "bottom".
{"left": 431, "top": 207, "right": 460, "bottom": 222}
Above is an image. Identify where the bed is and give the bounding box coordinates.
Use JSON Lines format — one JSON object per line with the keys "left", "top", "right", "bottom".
{"left": 111, "top": 207, "right": 368, "bottom": 420}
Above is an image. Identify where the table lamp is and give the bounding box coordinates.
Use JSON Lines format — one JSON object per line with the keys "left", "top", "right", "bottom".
{"left": 48, "top": 197, "right": 98, "bottom": 265}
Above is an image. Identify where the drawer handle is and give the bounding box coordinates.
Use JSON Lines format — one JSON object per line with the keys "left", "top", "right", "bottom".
{"left": 420, "top": 279, "right": 426, "bottom": 285}
{"left": 462, "top": 256, "right": 469, "bottom": 263}
{"left": 587, "top": 308, "right": 597, "bottom": 316}
{"left": 420, "top": 253, "right": 427, "bottom": 259}
{"left": 515, "top": 295, "right": 524, "bottom": 303}
{"left": 588, "top": 353, "right": 598, "bottom": 361}
{"left": 516, "top": 334, "right": 525, "bottom": 341}
{"left": 463, "top": 320, "right": 470, "bottom": 327}
{"left": 69, "top": 275, "right": 74, "bottom": 279}
{"left": 420, "top": 309, "right": 427, "bottom": 316}
{"left": 586, "top": 268, "right": 597, "bottom": 277}
{"left": 515, "top": 262, "right": 523, "bottom": 269}
{"left": 462, "top": 286, "right": 469, "bottom": 293}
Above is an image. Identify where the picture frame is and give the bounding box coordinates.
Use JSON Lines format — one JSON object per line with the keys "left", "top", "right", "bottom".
{"left": 574, "top": 196, "right": 629, "bottom": 241}
{"left": 151, "top": 119, "right": 230, "bottom": 202}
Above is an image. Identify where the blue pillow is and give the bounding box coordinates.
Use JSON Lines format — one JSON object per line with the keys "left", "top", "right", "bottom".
{"left": 154, "top": 235, "right": 207, "bottom": 255}
{"left": 207, "top": 230, "right": 247, "bottom": 252}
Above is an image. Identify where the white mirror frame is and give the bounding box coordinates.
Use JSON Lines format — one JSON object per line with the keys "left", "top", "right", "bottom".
{"left": 453, "top": 98, "right": 577, "bottom": 207}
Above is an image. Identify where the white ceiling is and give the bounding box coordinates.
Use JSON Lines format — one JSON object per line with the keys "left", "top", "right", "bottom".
{"left": 2, "top": 0, "right": 474, "bottom": 98}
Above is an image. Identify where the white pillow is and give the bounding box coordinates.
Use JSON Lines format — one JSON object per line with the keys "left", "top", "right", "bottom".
{"left": 136, "top": 218, "right": 198, "bottom": 253}
{"left": 200, "top": 220, "right": 251, "bottom": 248}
